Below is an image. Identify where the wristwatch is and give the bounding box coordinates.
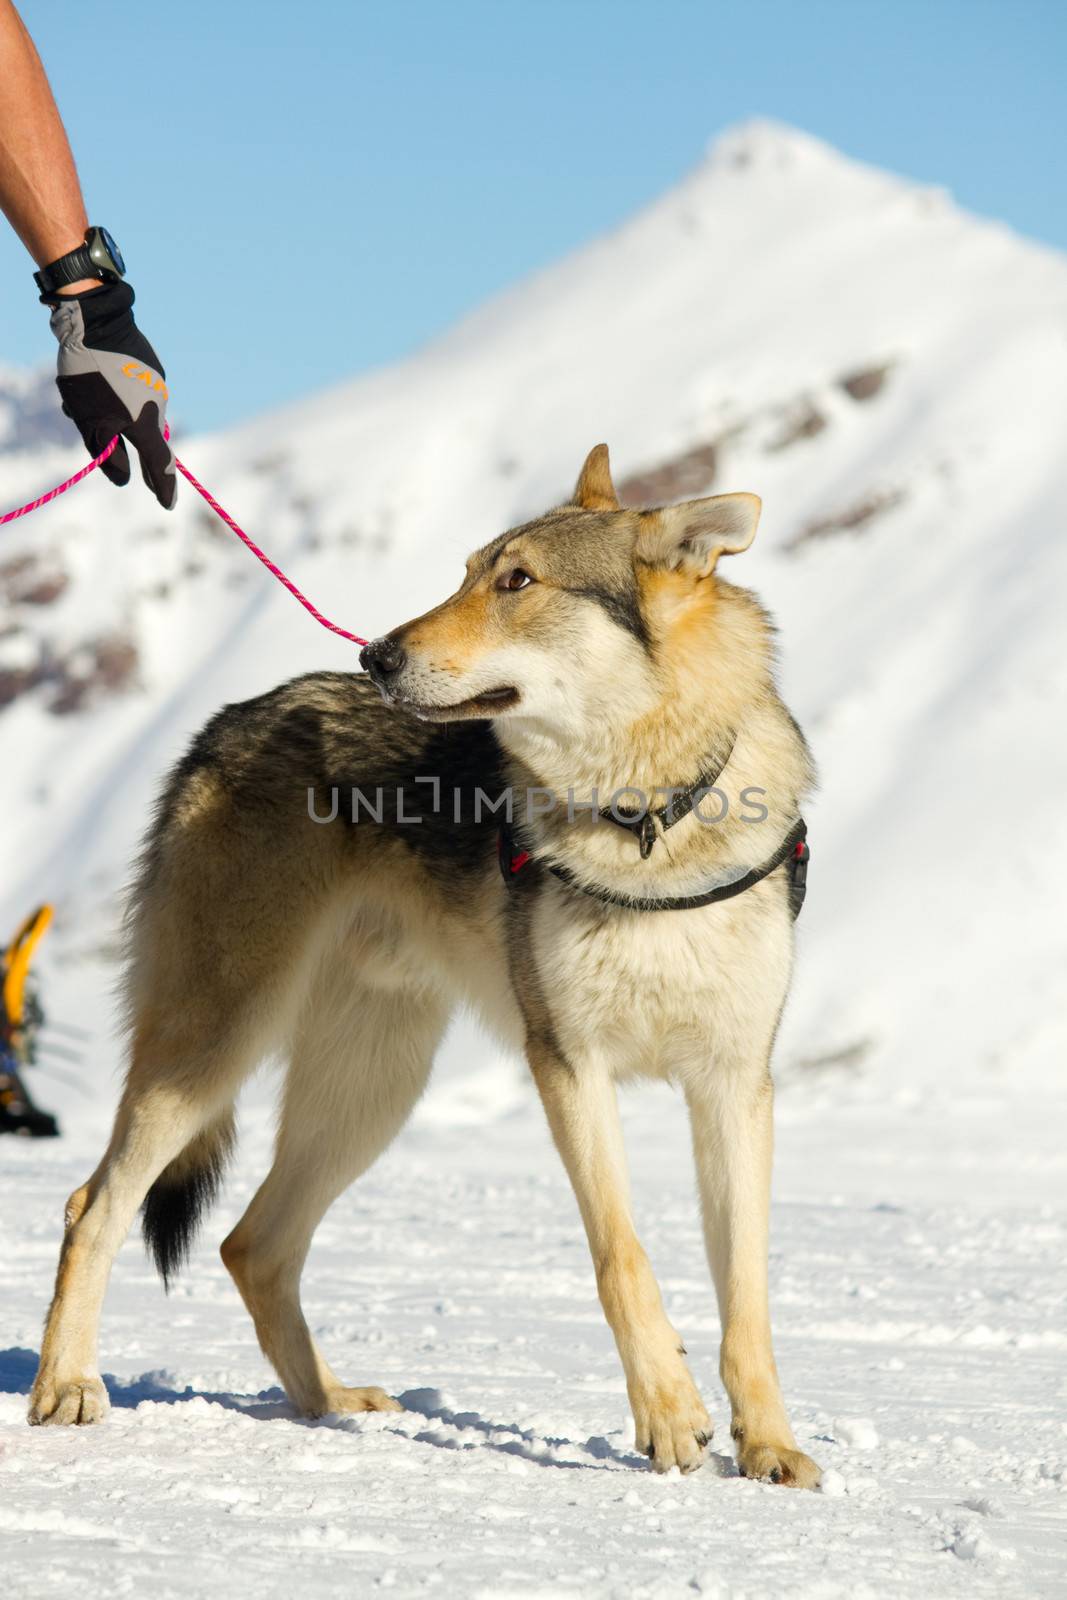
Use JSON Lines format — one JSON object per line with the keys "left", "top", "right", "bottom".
{"left": 34, "top": 226, "right": 126, "bottom": 296}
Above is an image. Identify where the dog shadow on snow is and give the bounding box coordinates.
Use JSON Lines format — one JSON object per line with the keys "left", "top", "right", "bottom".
{"left": 0, "top": 1345, "right": 292, "bottom": 1423}
{"left": 1, "top": 1348, "right": 734, "bottom": 1475}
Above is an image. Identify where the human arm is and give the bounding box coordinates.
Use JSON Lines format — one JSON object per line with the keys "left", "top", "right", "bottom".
{"left": 0, "top": 0, "right": 99, "bottom": 289}
{"left": 0, "top": 0, "right": 176, "bottom": 507}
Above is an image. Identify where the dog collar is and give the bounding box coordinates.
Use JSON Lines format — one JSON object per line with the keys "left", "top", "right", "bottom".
{"left": 499, "top": 816, "right": 809, "bottom": 919}
{"left": 598, "top": 734, "right": 737, "bottom": 860}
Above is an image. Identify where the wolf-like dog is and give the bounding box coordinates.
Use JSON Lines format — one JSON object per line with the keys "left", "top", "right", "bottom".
{"left": 29, "top": 446, "right": 820, "bottom": 1487}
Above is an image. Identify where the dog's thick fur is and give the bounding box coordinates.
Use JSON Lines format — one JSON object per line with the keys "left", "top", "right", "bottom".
{"left": 30, "top": 446, "right": 820, "bottom": 1487}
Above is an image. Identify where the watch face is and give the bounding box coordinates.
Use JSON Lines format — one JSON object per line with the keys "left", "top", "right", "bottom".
{"left": 100, "top": 229, "right": 125, "bottom": 275}
{"left": 91, "top": 227, "right": 125, "bottom": 277}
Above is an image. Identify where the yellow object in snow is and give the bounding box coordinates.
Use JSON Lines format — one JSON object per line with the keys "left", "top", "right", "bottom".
{"left": 2, "top": 904, "right": 53, "bottom": 1029}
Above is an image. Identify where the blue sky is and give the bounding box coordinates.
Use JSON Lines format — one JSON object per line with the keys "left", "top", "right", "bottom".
{"left": 2, "top": 0, "right": 1064, "bottom": 432}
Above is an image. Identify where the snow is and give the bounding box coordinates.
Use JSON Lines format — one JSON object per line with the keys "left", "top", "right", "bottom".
{"left": 832, "top": 1418, "right": 880, "bottom": 1452}
{"left": 2, "top": 1060, "right": 1064, "bottom": 1597}
{"left": 1, "top": 120, "right": 1066, "bottom": 1595}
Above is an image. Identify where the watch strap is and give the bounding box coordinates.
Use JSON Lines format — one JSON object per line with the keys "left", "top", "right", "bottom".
{"left": 34, "top": 244, "right": 100, "bottom": 297}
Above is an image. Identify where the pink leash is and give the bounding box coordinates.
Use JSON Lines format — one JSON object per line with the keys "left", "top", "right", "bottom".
{"left": 1, "top": 430, "right": 369, "bottom": 648}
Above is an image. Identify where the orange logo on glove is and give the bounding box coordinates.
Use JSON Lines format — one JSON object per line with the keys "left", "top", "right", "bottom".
{"left": 121, "top": 362, "right": 168, "bottom": 399}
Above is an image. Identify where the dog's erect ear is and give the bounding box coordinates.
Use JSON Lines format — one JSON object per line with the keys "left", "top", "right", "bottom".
{"left": 572, "top": 443, "right": 620, "bottom": 512}
{"left": 636, "top": 493, "right": 761, "bottom": 576}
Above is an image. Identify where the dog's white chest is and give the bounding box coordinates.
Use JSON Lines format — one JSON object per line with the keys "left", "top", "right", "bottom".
{"left": 528, "top": 884, "right": 793, "bottom": 1081}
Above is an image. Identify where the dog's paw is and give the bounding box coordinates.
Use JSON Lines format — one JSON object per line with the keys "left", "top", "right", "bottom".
{"left": 322, "top": 1385, "right": 404, "bottom": 1416}
{"left": 633, "top": 1380, "right": 712, "bottom": 1474}
{"left": 736, "top": 1437, "right": 821, "bottom": 1489}
{"left": 28, "top": 1375, "right": 109, "bottom": 1427}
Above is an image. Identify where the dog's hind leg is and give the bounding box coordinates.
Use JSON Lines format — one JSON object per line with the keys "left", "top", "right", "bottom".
{"left": 686, "top": 1070, "right": 821, "bottom": 1488}
{"left": 30, "top": 873, "right": 318, "bottom": 1426}
{"left": 220, "top": 970, "right": 447, "bottom": 1417}
{"left": 28, "top": 1023, "right": 257, "bottom": 1427}
{"left": 528, "top": 1042, "right": 711, "bottom": 1473}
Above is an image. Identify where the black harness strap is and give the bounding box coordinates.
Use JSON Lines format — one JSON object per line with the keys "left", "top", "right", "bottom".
{"left": 500, "top": 818, "right": 810, "bottom": 919}
{"left": 550, "top": 817, "right": 808, "bottom": 915}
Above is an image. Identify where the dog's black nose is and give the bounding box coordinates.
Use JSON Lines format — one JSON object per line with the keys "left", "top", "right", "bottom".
{"left": 359, "top": 636, "right": 406, "bottom": 683}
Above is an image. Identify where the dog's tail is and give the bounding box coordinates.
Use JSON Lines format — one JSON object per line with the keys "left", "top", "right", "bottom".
{"left": 141, "top": 1108, "right": 237, "bottom": 1290}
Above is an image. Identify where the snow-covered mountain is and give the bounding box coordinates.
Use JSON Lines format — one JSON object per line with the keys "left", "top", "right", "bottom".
{"left": 2, "top": 118, "right": 1066, "bottom": 1084}
{"left": 0, "top": 362, "right": 69, "bottom": 454}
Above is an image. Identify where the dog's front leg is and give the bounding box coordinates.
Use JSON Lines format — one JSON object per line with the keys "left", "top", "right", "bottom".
{"left": 528, "top": 1041, "right": 711, "bottom": 1472}
{"left": 686, "top": 1073, "right": 821, "bottom": 1488}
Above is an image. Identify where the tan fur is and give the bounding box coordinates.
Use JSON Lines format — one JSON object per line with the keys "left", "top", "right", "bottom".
{"left": 529, "top": 1043, "right": 710, "bottom": 1468}
{"left": 30, "top": 445, "right": 820, "bottom": 1488}
{"left": 572, "top": 442, "right": 621, "bottom": 511}
{"left": 404, "top": 586, "right": 499, "bottom": 664}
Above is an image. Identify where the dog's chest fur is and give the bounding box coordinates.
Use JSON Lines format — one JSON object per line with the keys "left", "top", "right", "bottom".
{"left": 514, "top": 873, "right": 795, "bottom": 1083}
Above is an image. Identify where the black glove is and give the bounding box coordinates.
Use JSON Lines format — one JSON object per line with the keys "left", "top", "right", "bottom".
{"left": 46, "top": 281, "right": 177, "bottom": 510}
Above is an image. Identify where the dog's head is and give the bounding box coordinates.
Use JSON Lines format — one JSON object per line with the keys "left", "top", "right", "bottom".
{"left": 360, "top": 445, "right": 761, "bottom": 737}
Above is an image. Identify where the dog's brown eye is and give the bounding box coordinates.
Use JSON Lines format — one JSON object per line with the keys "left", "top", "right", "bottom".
{"left": 499, "top": 568, "right": 534, "bottom": 592}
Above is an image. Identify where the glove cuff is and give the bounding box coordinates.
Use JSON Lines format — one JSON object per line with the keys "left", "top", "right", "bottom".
{"left": 47, "top": 280, "right": 166, "bottom": 383}
{"left": 40, "top": 278, "right": 135, "bottom": 313}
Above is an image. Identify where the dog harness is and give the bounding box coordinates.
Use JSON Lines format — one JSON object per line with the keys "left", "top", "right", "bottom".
{"left": 502, "top": 732, "right": 809, "bottom": 921}
{"left": 499, "top": 815, "right": 809, "bottom": 917}
{"left": 497, "top": 736, "right": 810, "bottom": 917}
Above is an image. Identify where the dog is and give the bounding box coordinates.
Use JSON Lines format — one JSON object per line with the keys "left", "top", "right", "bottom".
{"left": 29, "top": 445, "right": 820, "bottom": 1487}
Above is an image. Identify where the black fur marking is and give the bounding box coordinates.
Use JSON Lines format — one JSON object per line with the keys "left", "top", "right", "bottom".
{"left": 571, "top": 585, "right": 650, "bottom": 648}
{"left": 142, "top": 1131, "right": 234, "bottom": 1291}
